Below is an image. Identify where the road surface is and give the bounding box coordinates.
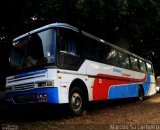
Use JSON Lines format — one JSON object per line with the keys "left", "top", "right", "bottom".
{"left": 0, "top": 93, "right": 160, "bottom": 130}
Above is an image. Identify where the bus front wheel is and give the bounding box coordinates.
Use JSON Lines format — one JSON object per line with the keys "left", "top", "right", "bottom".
{"left": 68, "top": 87, "right": 84, "bottom": 116}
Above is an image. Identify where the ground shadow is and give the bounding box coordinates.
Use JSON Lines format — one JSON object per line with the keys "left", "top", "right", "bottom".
{"left": 0, "top": 97, "right": 146, "bottom": 123}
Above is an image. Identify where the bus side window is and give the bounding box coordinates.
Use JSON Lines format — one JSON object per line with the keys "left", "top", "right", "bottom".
{"left": 106, "top": 47, "right": 119, "bottom": 66}
{"left": 95, "top": 44, "right": 106, "bottom": 62}
{"left": 59, "top": 31, "right": 80, "bottom": 57}
{"left": 84, "top": 36, "right": 106, "bottom": 62}
{"left": 84, "top": 37, "right": 96, "bottom": 59}
{"left": 146, "top": 62, "right": 153, "bottom": 74}
{"left": 130, "top": 56, "right": 139, "bottom": 71}
{"left": 139, "top": 60, "right": 147, "bottom": 72}
{"left": 58, "top": 28, "right": 81, "bottom": 69}
{"left": 118, "top": 51, "right": 130, "bottom": 69}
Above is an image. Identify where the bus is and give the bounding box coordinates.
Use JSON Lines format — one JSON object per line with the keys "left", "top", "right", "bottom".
{"left": 5, "top": 23, "right": 156, "bottom": 116}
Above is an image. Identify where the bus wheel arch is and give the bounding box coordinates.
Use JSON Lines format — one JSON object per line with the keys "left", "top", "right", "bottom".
{"left": 68, "top": 79, "right": 88, "bottom": 116}
{"left": 138, "top": 85, "right": 144, "bottom": 101}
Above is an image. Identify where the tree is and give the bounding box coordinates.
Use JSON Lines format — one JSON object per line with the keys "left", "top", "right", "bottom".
{"left": 1, "top": 0, "right": 160, "bottom": 90}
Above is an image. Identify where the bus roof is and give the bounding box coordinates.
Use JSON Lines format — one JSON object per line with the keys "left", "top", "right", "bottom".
{"left": 13, "top": 23, "right": 152, "bottom": 64}
{"left": 13, "top": 23, "right": 79, "bottom": 42}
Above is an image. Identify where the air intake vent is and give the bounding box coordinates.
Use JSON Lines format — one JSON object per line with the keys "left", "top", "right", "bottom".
{"left": 13, "top": 83, "right": 35, "bottom": 91}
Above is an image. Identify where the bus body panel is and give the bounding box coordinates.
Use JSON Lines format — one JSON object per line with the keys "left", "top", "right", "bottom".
{"left": 6, "top": 60, "right": 156, "bottom": 104}
{"left": 82, "top": 60, "right": 156, "bottom": 100}
{"left": 6, "top": 69, "right": 59, "bottom": 104}
{"left": 56, "top": 69, "right": 89, "bottom": 103}
{"left": 5, "top": 23, "right": 156, "bottom": 107}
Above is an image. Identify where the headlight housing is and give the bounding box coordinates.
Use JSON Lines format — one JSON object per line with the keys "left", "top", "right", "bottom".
{"left": 35, "top": 81, "right": 53, "bottom": 87}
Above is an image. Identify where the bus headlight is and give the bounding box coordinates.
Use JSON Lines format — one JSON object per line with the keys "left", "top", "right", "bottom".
{"left": 46, "top": 81, "right": 53, "bottom": 86}
{"left": 36, "top": 81, "right": 53, "bottom": 87}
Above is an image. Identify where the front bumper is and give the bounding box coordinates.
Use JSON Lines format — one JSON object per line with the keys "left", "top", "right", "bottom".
{"left": 5, "top": 87, "right": 59, "bottom": 104}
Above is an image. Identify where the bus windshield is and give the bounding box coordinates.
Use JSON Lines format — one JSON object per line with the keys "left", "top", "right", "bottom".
{"left": 10, "top": 29, "right": 56, "bottom": 70}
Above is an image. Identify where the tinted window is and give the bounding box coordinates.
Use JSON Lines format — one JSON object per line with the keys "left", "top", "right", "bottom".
{"left": 84, "top": 35, "right": 106, "bottom": 62}
{"left": 146, "top": 63, "right": 153, "bottom": 73}
{"left": 130, "top": 57, "right": 139, "bottom": 70}
{"left": 10, "top": 29, "right": 56, "bottom": 69}
{"left": 118, "top": 52, "right": 130, "bottom": 68}
{"left": 60, "top": 30, "right": 80, "bottom": 56}
{"left": 38, "top": 29, "right": 56, "bottom": 63}
{"left": 139, "top": 60, "right": 146, "bottom": 72}
{"left": 58, "top": 28, "right": 81, "bottom": 69}
{"left": 85, "top": 37, "right": 94, "bottom": 58}
{"left": 106, "top": 48, "right": 119, "bottom": 66}
{"left": 25, "top": 29, "right": 55, "bottom": 67}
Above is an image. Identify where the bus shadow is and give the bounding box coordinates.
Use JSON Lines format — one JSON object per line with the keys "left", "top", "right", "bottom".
{"left": 86, "top": 97, "right": 141, "bottom": 113}
{"left": 0, "top": 97, "right": 144, "bottom": 123}
{"left": 0, "top": 103, "right": 70, "bottom": 123}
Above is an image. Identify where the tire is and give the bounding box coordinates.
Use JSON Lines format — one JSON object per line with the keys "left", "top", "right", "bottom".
{"left": 68, "top": 87, "right": 84, "bottom": 116}
{"left": 138, "top": 86, "right": 144, "bottom": 101}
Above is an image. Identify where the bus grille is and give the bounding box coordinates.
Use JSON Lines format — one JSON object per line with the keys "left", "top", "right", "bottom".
{"left": 13, "top": 83, "right": 35, "bottom": 91}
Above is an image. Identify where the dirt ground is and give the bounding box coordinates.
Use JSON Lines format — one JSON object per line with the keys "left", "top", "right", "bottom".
{"left": 1, "top": 93, "right": 160, "bottom": 130}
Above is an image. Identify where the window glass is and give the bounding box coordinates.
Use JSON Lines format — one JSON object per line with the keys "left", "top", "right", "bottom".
{"left": 139, "top": 60, "right": 146, "bottom": 72}
{"left": 38, "top": 29, "right": 55, "bottom": 63}
{"left": 118, "top": 52, "right": 130, "bottom": 68}
{"left": 130, "top": 57, "right": 139, "bottom": 70}
{"left": 58, "top": 28, "right": 81, "bottom": 69}
{"left": 60, "top": 30, "right": 80, "bottom": 56}
{"left": 25, "top": 29, "right": 55, "bottom": 67}
{"left": 95, "top": 44, "right": 106, "bottom": 61}
{"left": 146, "top": 63, "right": 153, "bottom": 73}
{"left": 84, "top": 35, "right": 106, "bottom": 62}
{"left": 10, "top": 29, "right": 56, "bottom": 69}
{"left": 85, "top": 37, "right": 96, "bottom": 58}
{"left": 106, "top": 48, "right": 119, "bottom": 66}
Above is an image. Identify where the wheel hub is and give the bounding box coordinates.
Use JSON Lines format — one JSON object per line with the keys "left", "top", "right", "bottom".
{"left": 71, "top": 93, "right": 82, "bottom": 111}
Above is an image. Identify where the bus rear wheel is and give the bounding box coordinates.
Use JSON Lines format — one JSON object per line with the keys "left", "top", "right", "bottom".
{"left": 138, "top": 86, "right": 144, "bottom": 101}
{"left": 68, "top": 87, "right": 84, "bottom": 116}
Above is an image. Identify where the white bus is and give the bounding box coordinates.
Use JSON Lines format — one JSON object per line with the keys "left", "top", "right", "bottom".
{"left": 5, "top": 23, "right": 156, "bottom": 116}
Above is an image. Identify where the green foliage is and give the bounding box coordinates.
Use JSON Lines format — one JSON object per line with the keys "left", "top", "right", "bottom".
{"left": 1, "top": 0, "right": 160, "bottom": 81}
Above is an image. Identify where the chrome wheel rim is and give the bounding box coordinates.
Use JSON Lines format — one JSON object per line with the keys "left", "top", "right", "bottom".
{"left": 71, "top": 93, "right": 82, "bottom": 111}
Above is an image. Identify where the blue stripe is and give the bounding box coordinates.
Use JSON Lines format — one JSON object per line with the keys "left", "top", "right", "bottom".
{"left": 109, "top": 85, "right": 138, "bottom": 99}
{"left": 109, "top": 75, "right": 151, "bottom": 99}
{"left": 142, "top": 75, "right": 151, "bottom": 96}
{"left": 16, "top": 69, "right": 47, "bottom": 78}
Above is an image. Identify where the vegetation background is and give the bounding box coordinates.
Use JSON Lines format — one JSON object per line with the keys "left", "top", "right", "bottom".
{"left": 0, "top": 0, "right": 160, "bottom": 90}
